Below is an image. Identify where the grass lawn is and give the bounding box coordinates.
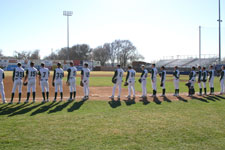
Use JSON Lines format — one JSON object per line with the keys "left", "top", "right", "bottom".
{"left": 0, "top": 97, "right": 225, "bottom": 150}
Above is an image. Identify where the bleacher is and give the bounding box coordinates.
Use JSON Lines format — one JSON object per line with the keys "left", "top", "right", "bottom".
{"left": 156, "top": 55, "right": 218, "bottom": 68}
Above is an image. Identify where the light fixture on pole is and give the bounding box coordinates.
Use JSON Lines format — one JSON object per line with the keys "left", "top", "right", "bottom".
{"left": 63, "top": 11, "right": 73, "bottom": 60}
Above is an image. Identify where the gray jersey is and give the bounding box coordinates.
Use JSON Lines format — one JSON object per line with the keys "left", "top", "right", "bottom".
{"left": 39, "top": 67, "right": 50, "bottom": 80}
{"left": 141, "top": 69, "right": 148, "bottom": 80}
{"left": 81, "top": 68, "right": 90, "bottom": 81}
{"left": 26, "top": 67, "right": 38, "bottom": 80}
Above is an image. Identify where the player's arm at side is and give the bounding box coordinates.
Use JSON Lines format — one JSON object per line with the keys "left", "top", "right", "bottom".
{"left": 125, "top": 71, "right": 129, "bottom": 82}
{"left": 112, "top": 70, "right": 117, "bottom": 81}
{"left": 67, "top": 68, "right": 71, "bottom": 82}
{"left": 220, "top": 71, "right": 224, "bottom": 81}
{"left": 52, "top": 70, "right": 56, "bottom": 86}
{"left": 151, "top": 69, "right": 154, "bottom": 81}
{"left": 12, "top": 69, "right": 15, "bottom": 82}
{"left": 38, "top": 71, "right": 41, "bottom": 83}
{"left": 2, "top": 71, "right": 5, "bottom": 80}
{"left": 161, "top": 71, "right": 165, "bottom": 83}
{"left": 81, "top": 69, "right": 84, "bottom": 81}
{"left": 24, "top": 70, "right": 28, "bottom": 83}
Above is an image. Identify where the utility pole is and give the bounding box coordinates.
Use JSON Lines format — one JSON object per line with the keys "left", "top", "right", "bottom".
{"left": 217, "top": 0, "right": 222, "bottom": 63}
{"left": 199, "top": 26, "right": 201, "bottom": 66}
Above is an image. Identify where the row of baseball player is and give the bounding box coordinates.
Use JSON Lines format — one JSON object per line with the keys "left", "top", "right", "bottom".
{"left": 0, "top": 62, "right": 224, "bottom": 104}
{"left": 0, "top": 61, "right": 90, "bottom": 104}
{"left": 109, "top": 64, "right": 225, "bottom": 99}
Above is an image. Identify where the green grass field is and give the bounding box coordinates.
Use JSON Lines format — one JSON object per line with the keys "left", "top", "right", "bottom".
{"left": 1, "top": 71, "right": 225, "bottom": 150}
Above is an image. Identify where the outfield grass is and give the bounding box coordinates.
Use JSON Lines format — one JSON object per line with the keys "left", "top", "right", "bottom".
{"left": 0, "top": 97, "right": 225, "bottom": 150}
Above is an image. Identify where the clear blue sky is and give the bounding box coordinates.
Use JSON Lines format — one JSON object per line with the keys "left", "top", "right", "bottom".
{"left": 0, "top": 0, "right": 224, "bottom": 61}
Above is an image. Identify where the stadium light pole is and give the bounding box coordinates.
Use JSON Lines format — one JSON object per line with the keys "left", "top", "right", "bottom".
{"left": 199, "top": 26, "right": 201, "bottom": 66}
{"left": 63, "top": 11, "right": 73, "bottom": 60}
{"left": 217, "top": 0, "right": 222, "bottom": 64}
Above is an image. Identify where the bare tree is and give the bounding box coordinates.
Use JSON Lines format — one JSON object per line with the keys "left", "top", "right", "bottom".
{"left": 92, "top": 45, "right": 110, "bottom": 66}
{"left": 30, "top": 50, "right": 40, "bottom": 60}
{"left": 13, "top": 51, "right": 31, "bottom": 60}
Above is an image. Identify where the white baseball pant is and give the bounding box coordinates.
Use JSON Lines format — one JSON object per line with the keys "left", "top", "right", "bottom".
{"left": 83, "top": 80, "right": 89, "bottom": 96}
{"left": 0, "top": 82, "right": 6, "bottom": 102}
{"left": 55, "top": 80, "right": 63, "bottom": 93}
{"left": 128, "top": 80, "right": 135, "bottom": 96}
{"left": 209, "top": 78, "right": 214, "bottom": 88}
{"left": 27, "top": 79, "right": 36, "bottom": 93}
{"left": 151, "top": 78, "right": 157, "bottom": 91}
{"left": 69, "top": 78, "right": 76, "bottom": 92}
{"left": 202, "top": 82, "right": 206, "bottom": 88}
{"left": 40, "top": 80, "right": 49, "bottom": 92}
{"left": 220, "top": 79, "right": 225, "bottom": 93}
{"left": 141, "top": 79, "right": 147, "bottom": 97}
{"left": 112, "top": 80, "right": 122, "bottom": 97}
{"left": 12, "top": 80, "right": 23, "bottom": 93}
{"left": 173, "top": 79, "right": 179, "bottom": 90}
{"left": 190, "top": 80, "right": 195, "bottom": 87}
{"left": 198, "top": 82, "right": 202, "bottom": 89}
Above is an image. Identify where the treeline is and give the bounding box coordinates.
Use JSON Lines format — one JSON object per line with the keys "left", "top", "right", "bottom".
{"left": 45, "top": 39, "right": 144, "bottom": 67}
{"left": 0, "top": 39, "right": 144, "bottom": 68}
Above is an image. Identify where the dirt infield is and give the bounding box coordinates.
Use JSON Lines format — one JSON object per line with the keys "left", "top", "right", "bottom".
{"left": 1, "top": 76, "right": 219, "bottom": 103}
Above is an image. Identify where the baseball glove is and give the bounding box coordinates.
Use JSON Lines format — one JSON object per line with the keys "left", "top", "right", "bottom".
{"left": 138, "top": 79, "right": 142, "bottom": 83}
{"left": 124, "top": 82, "right": 128, "bottom": 86}
{"left": 160, "top": 82, "right": 163, "bottom": 87}
{"left": 80, "top": 81, "right": 84, "bottom": 87}
{"left": 112, "top": 78, "right": 117, "bottom": 84}
{"left": 23, "top": 82, "right": 28, "bottom": 86}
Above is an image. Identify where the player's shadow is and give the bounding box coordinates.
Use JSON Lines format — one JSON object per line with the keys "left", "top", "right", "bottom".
{"left": 30, "top": 101, "right": 61, "bottom": 116}
{"left": 215, "top": 95, "right": 225, "bottom": 99}
{"left": 68, "top": 100, "right": 86, "bottom": 112}
{"left": 139, "top": 97, "right": 150, "bottom": 105}
{"left": 0, "top": 103, "right": 32, "bottom": 115}
{"left": 8, "top": 103, "right": 43, "bottom": 117}
{"left": 108, "top": 99, "right": 121, "bottom": 108}
{"left": 203, "top": 96, "right": 218, "bottom": 102}
{"left": 123, "top": 98, "right": 136, "bottom": 106}
{"left": 191, "top": 96, "right": 209, "bottom": 103}
{"left": 48, "top": 101, "right": 72, "bottom": 114}
{"left": 153, "top": 97, "right": 161, "bottom": 105}
{"left": 177, "top": 96, "right": 188, "bottom": 102}
{"left": 163, "top": 96, "right": 172, "bottom": 103}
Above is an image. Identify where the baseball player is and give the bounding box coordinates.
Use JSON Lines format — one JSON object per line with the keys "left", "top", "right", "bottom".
{"left": 159, "top": 66, "right": 166, "bottom": 97}
{"left": 24, "top": 62, "right": 38, "bottom": 103}
{"left": 202, "top": 67, "right": 207, "bottom": 95}
{"left": 125, "top": 66, "right": 136, "bottom": 99}
{"left": 10, "top": 63, "right": 24, "bottom": 104}
{"left": 38, "top": 63, "right": 50, "bottom": 103}
{"left": 67, "top": 61, "right": 77, "bottom": 101}
{"left": 0, "top": 68, "right": 6, "bottom": 103}
{"left": 81, "top": 63, "right": 90, "bottom": 100}
{"left": 151, "top": 64, "right": 158, "bottom": 97}
{"left": 139, "top": 65, "right": 148, "bottom": 98}
{"left": 173, "top": 66, "right": 180, "bottom": 96}
{"left": 197, "top": 66, "right": 203, "bottom": 96}
{"left": 188, "top": 66, "right": 196, "bottom": 96}
{"left": 220, "top": 66, "right": 225, "bottom": 95}
{"left": 52, "top": 62, "right": 64, "bottom": 102}
{"left": 208, "top": 65, "right": 215, "bottom": 95}
{"left": 109, "top": 64, "right": 124, "bottom": 100}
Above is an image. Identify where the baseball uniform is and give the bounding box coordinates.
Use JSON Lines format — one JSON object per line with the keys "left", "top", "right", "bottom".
{"left": 208, "top": 69, "right": 215, "bottom": 94}
{"left": 151, "top": 67, "right": 158, "bottom": 96}
{"left": 202, "top": 70, "right": 207, "bottom": 95}
{"left": 0, "top": 69, "right": 6, "bottom": 103}
{"left": 140, "top": 69, "right": 148, "bottom": 97}
{"left": 112, "top": 68, "right": 124, "bottom": 98}
{"left": 25, "top": 67, "right": 38, "bottom": 102}
{"left": 125, "top": 69, "right": 136, "bottom": 98}
{"left": 81, "top": 67, "right": 90, "bottom": 98}
{"left": 197, "top": 70, "right": 203, "bottom": 95}
{"left": 173, "top": 69, "right": 180, "bottom": 96}
{"left": 53, "top": 68, "right": 64, "bottom": 101}
{"left": 11, "top": 66, "right": 24, "bottom": 103}
{"left": 189, "top": 70, "right": 196, "bottom": 95}
{"left": 39, "top": 67, "right": 50, "bottom": 101}
{"left": 220, "top": 70, "right": 225, "bottom": 94}
{"left": 160, "top": 70, "right": 166, "bottom": 96}
{"left": 67, "top": 66, "right": 77, "bottom": 100}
